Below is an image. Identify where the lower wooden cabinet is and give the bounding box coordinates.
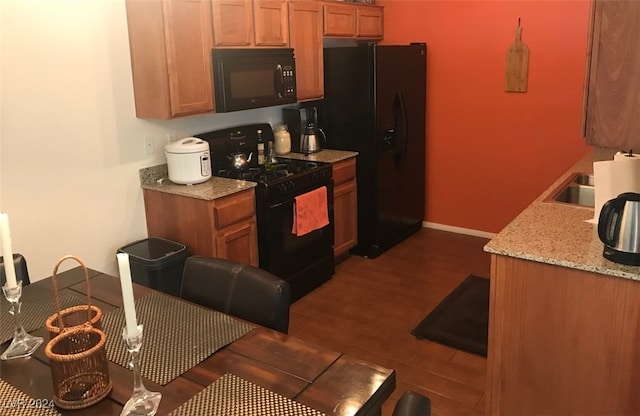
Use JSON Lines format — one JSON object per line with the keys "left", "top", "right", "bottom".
{"left": 143, "top": 188, "right": 258, "bottom": 266}
{"left": 488, "top": 254, "right": 640, "bottom": 415}
{"left": 332, "top": 157, "right": 358, "bottom": 259}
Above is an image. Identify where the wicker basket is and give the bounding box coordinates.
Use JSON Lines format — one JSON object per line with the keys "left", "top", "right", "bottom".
{"left": 45, "top": 257, "right": 102, "bottom": 339}
{"left": 45, "top": 305, "right": 102, "bottom": 340}
{"left": 44, "top": 255, "right": 112, "bottom": 410}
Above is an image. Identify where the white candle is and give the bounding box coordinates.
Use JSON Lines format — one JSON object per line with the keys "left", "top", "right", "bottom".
{"left": 117, "top": 252, "right": 139, "bottom": 337}
{"left": 0, "top": 213, "right": 18, "bottom": 289}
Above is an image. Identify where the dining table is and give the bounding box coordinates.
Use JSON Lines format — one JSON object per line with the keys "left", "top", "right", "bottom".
{"left": 0, "top": 266, "right": 395, "bottom": 415}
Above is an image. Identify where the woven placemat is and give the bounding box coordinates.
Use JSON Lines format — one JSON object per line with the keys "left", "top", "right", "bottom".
{"left": 169, "top": 373, "right": 326, "bottom": 416}
{"left": 102, "top": 292, "right": 254, "bottom": 385}
{"left": 1, "top": 287, "right": 86, "bottom": 344}
{"left": 0, "top": 379, "right": 61, "bottom": 416}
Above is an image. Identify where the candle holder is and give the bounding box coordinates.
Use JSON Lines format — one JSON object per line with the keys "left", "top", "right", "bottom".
{"left": 121, "top": 325, "right": 161, "bottom": 416}
{"left": 1, "top": 281, "right": 44, "bottom": 360}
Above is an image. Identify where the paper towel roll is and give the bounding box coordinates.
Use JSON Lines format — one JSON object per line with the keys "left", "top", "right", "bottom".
{"left": 614, "top": 151, "right": 640, "bottom": 161}
{"left": 593, "top": 156, "right": 640, "bottom": 222}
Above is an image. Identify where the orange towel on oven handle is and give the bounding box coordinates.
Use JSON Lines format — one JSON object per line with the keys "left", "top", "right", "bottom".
{"left": 292, "top": 186, "right": 330, "bottom": 236}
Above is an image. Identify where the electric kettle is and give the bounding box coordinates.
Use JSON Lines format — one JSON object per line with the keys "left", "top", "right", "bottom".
{"left": 300, "top": 122, "right": 326, "bottom": 155}
{"left": 598, "top": 192, "right": 640, "bottom": 265}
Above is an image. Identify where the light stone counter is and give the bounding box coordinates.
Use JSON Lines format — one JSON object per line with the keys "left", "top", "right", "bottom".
{"left": 139, "top": 164, "right": 256, "bottom": 201}
{"left": 484, "top": 148, "right": 640, "bottom": 281}
{"left": 281, "top": 149, "right": 358, "bottom": 163}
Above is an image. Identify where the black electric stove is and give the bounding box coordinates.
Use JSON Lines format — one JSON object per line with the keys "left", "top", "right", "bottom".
{"left": 195, "top": 123, "right": 335, "bottom": 301}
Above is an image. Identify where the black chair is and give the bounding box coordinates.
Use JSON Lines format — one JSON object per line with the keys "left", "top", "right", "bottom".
{"left": 393, "top": 391, "right": 431, "bottom": 416}
{"left": 0, "top": 254, "right": 30, "bottom": 287}
{"left": 180, "top": 256, "right": 291, "bottom": 333}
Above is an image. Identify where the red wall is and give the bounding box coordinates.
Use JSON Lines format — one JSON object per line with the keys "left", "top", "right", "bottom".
{"left": 379, "top": 0, "right": 591, "bottom": 233}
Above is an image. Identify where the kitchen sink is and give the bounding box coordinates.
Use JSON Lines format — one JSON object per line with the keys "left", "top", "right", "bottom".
{"left": 573, "top": 173, "right": 594, "bottom": 186}
{"left": 544, "top": 173, "right": 595, "bottom": 207}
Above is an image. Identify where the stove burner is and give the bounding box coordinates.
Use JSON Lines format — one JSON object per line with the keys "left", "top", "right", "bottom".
{"left": 215, "top": 159, "right": 322, "bottom": 184}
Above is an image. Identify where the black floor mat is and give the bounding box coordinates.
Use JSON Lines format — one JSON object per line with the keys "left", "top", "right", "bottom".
{"left": 411, "top": 275, "right": 489, "bottom": 356}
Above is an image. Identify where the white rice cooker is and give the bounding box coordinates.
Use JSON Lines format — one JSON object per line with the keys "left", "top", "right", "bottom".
{"left": 165, "top": 138, "right": 211, "bottom": 185}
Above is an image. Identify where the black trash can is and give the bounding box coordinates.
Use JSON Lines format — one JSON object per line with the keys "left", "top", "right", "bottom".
{"left": 117, "top": 237, "right": 189, "bottom": 297}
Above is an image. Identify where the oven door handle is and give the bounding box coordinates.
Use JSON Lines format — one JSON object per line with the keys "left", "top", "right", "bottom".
{"left": 268, "top": 199, "right": 292, "bottom": 210}
{"left": 275, "top": 64, "right": 285, "bottom": 98}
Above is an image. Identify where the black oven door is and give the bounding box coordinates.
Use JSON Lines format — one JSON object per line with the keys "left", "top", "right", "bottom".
{"left": 212, "top": 48, "right": 297, "bottom": 112}
{"left": 257, "top": 181, "right": 335, "bottom": 299}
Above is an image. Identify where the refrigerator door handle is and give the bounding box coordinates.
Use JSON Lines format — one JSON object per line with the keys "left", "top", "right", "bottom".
{"left": 394, "top": 90, "right": 409, "bottom": 168}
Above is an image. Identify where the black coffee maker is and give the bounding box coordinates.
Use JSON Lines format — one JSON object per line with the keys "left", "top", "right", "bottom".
{"left": 283, "top": 106, "right": 324, "bottom": 153}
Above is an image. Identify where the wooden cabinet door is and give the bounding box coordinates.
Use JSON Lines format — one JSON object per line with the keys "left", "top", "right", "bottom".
{"left": 584, "top": 0, "right": 640, "bottom": 149}
{"left": 254, "top": 0, "right": 288, "bottom": 46}
{"left": 166, "top": 0, "right": 216, "bottom": 116}
{"left": 212, "top": 0, "right": 254, "bottom": 46}
{"left": 126, "top": 0, "right": 214, "bottom": 119}
{"left": 144, "top": 188, "right": 259, "bottom": 266}
{"left": 323, "top": 3, "right": 356, "bottom": 37}
{"left": 289, "top": 1, "right": 324, "bottom": 100}
{"left": 215, "top": 221, "right": 259, "bottom": 266}
{"left": 356, "top": 6, "right": 383, "bottom": 39}
{"left": 332, "top": 158, "right": 358, "bottom": 258}
{"left": 333, "top": 179, "right": 357, "bottom": 258}
{"left": 213, "top": 190, "right": 259, "bottom": 265}
{"left": 488, "top": 254, "right": 640, "bottom": 415}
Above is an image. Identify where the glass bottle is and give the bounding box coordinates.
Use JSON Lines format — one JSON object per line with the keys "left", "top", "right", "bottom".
{"left": 257, "top": 129, "right": 265, "bottom": 166}
{"left": 265, "top": 140, "right": 278, "bottom": 170}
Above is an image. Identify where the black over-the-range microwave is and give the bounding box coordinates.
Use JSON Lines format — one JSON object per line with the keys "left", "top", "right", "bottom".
{"left": 212, "top": 48, "right": 297, "bottom": 113}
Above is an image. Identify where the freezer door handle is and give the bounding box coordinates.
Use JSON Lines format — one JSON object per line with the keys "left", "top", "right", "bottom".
{"left": 393, "top": 90, "right": 409, "bottom": 168}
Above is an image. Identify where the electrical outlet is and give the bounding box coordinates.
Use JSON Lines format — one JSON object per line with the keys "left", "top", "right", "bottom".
{"left": 144, "top": 136, "right": 156, "bottom": 155}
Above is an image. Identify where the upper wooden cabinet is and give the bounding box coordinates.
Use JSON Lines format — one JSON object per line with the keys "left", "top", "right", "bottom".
{"left": 356, "top": 4, "right": 384, "bottom": 38}
{"left": 212, "top": 0, "right": 288, "bottom": 47}
{"left": 254, "top": 0, "right": 289, "bottom": 46}
{"left": 125, "top": 0, "right": 215, "bottom": 119}
{"left": 323, "top": 1, "right": 383, "bottom": 39}
{"left": 583, "top": 0, "right": 640, "bottom": 150}
{"left": 289, "top": 1, "right": 324, "bottom": 101}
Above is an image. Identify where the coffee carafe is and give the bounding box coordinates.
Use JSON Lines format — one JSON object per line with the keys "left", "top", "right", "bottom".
{"left": 300, "top": 122, "right": 326, "bottom": 155}
{"left": 283, "top": 106, "right": 326, "bottom": 154}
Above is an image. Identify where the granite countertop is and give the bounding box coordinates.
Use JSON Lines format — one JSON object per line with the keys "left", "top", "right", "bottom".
{"left": 282, "top": 149, "right": 358, "bottom": 163}
{"left": 484, "top": 148, "right": 640, "bottom": 281}
{"left": 139, "top": 164, "right": 256, "bottom": 201}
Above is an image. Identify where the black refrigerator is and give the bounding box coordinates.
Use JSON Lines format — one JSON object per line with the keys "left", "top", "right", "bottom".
{"left": 319, "top": 43, "right": 427, "bottom": 258}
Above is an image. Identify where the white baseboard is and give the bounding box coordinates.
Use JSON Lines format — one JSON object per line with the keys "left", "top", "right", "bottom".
{"left": 422, "top": 221, "right": 497, "bottom": 239}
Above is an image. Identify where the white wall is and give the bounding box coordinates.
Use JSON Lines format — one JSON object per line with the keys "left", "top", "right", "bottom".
{"left": 0, "top": 0, "right": 285, "bottom": 281}
{"left": 0, "top": 0, "right": 4, "bottom": 209}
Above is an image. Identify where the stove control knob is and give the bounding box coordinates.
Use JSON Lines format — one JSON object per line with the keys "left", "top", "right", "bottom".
{"left": 278, "top": 181, "right": 295, "bottom": 193}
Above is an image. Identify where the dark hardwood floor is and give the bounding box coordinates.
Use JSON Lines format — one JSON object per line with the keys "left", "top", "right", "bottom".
{"left": 289, "top": 227, "right": 491, "bottom": 416}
